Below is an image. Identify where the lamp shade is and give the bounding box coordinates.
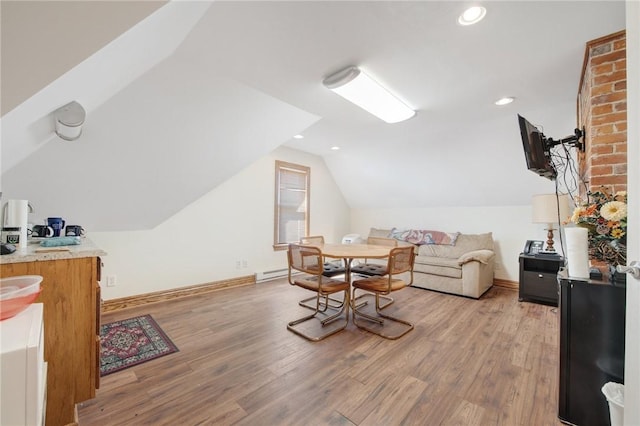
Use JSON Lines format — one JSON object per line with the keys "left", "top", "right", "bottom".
{"left": 532, "top": 194, "right": 570, "bottom": 225}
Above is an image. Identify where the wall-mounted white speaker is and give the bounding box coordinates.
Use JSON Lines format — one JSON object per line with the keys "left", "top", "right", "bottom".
{"left": 54, "top": 101, "right": 86, "bottom": 141}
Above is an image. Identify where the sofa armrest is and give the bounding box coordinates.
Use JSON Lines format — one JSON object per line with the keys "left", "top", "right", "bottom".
{"left": 457, "top": 249, "right": 495, "bottom": 266}
{"left": 461, "top": 257, "right": 495, "bottom": 298}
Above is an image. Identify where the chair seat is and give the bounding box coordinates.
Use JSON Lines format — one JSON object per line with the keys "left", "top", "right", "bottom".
{"left": 294, "top": 275, "right": 350, "bottom": 293}
{"left": 323, "top": 263, "right": 346, "bottom": 277}
{"left": 351, "top": 263, "right": 387, "bottom": 276}
{"left": 352, "top": 276, "right": 407, "bottom": 293}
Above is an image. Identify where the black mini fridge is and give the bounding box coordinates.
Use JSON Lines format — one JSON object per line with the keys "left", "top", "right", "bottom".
{"left": 558, "top": 270, "right": 626, "bottom": 426}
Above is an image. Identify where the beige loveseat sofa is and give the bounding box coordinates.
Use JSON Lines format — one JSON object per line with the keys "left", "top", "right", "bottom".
{"left": 367, "top": 228, "right": 495, "bottom": 299}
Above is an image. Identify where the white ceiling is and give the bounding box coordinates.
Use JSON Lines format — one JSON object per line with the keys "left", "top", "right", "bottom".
{"left": 0, "top": 1, "right": 627, "bottom": 230}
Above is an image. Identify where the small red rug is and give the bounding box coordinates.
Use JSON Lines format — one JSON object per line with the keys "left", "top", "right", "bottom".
{"left": 100, "top": 314, "right": 178, "bottom": 376}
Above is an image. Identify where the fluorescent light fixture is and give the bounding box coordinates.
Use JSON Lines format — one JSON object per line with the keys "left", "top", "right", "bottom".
{"left": 495, "top": 96, "right": 515, "bottom": 106}
{"left": 458, "top": 6, "right": 486, "bottom": 26}
{"left": 322, "top": 66, "right": 415, "bottom": 124}
{"left": 293, "top": 134, "right": 304, "bottom": 139}
{"left": 331, "top": 146, "right": 341, "bottom": 151}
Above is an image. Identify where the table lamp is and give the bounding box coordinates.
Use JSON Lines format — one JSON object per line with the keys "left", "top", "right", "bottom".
{"left": 532, "top": 193, "right": 570, "bottom": 253}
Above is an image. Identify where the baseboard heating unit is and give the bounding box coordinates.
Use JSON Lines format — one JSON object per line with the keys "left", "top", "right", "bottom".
{"left": 256, "top": 268, "right": 290, "bottom": 283}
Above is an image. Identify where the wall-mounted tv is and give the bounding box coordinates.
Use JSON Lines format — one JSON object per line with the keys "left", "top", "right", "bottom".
{"left": 518, "top": 114, "right": 556, "bottom": 180}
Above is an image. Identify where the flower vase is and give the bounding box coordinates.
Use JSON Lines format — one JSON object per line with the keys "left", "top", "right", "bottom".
{"left": 608, "top": 264, "right": 627, "bottom": 285}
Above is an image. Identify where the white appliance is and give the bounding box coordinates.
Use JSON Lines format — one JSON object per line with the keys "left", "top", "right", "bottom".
{"left": 0, "top": 303, "right": 47, "bottom": 426}
{"left": 341, "top": 234, "right": 363, "bottom": 244}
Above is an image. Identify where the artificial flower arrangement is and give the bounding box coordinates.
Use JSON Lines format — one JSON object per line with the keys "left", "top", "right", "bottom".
{"left": 570, "top": 188, "right": 627, "bottom": 266}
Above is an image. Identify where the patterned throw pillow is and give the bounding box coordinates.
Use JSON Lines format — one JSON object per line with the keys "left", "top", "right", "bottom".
{"left": 390, "top": 228, "right": 460, "bottom": 246}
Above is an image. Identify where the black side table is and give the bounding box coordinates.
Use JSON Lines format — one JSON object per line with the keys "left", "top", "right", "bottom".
{"left": 518, "top": 253, "right": 564, "bottom": 304}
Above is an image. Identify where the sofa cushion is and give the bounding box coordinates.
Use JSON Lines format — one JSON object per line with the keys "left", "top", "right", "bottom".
{"left": 417, "top": 232, "right": 494, "bottom": 258}
{"left": 413, "top": 256, "right": 462, "bottom": 279}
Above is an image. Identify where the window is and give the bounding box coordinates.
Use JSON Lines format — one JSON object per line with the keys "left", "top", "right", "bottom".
{"left": 274, "top": 161, "right": 310, "bottom": 250}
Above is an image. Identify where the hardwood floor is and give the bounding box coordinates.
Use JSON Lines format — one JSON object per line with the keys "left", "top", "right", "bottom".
{"left": 78, "top": 280, "right": 564, "bottom": 425}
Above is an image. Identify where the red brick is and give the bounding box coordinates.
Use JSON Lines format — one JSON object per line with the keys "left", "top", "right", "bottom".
{"left": 613, "top": 164, "right": 627, "bottom": 174}
{"left": 591, "top": 49, "right": 627, "bottom": 66}
{"left": 614, "top": 101, "right": 627, "bottom": 112}
{"left": 592, "top": 132, "right": 627, "bottom": 144}
{"left": 590, "top": 144, "right": 613, "bottom": 155}
{"left": 591, "top": 112, "right": 627, "bottom": 125}
{"left": 614, "top": 142, "right": 628, "bottom": 153}
{"left": 591, "top": 43, "right": 612, "bottom": 57}
{"left": 594, "top": 70, "right": 626, "bottom": 85}
{"left": 613, "top": 38, "right": 626, "bottom": 51}
{"left": 591, "top": 165, "right": 613, "bottom": 175}
{"left": 614, "top": 81, "right": 627, "bottom": 91}
{"left": 592, "top": 104, "right": 613, "bottom": 116}
{"left": 593, "top": 124, "right": 614, "bottom": 135}
{"left": 591, "top": 83, "right": 613, "bottom": 96}
{"left": 593, "top": 63, "right": 613, "bottom": 75}
{"left": 615, "top": 59, "right": 627, "bottom": 71}
{"left": 591, "top": 91, "right": 626, "bottom": 106}
{"left": 591, "top": 175, "right": 627, "bottom": 186}
{"left": 615, "top": 122, "right": 627, "bottom": 132}
{"left": 591, "top": 153, "right": 627, "bottom": 166}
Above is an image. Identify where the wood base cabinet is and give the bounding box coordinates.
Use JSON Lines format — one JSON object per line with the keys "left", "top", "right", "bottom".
{"left": 0, "top": 256, "right": 101, "bottom": 426}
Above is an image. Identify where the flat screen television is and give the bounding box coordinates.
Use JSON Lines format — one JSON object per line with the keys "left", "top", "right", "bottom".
{"left": 518, "top": 114, "right": 556, "bottom": 180}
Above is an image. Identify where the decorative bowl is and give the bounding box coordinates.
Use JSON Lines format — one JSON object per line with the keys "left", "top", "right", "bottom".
{"left": 0, "top": 275, "right": 43, "bottom": 321}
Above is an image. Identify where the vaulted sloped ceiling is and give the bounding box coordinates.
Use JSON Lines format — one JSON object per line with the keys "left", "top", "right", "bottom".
{"left": 1, "top": 1, "right": 319, "bottom": 231}
{"left": 0, "top": 1, "right": 626, "bottom": 230}
{"left": 0, "top": 0, "right": 167, "bottom": 117}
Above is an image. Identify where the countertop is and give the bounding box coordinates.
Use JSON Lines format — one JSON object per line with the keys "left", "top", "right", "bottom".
{"left": 0, "top": 238, "right": 106, "bottom": 264}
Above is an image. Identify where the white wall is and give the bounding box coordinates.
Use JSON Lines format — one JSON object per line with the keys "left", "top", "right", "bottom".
{"left": 351, "top": 205, "right": 552, "bottom": 282}
{"left": 91, "top": 146, "right": 350, "bottom": 300}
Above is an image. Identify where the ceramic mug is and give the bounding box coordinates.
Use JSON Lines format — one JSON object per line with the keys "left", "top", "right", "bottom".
{"left": 47, "top": 217, "right": 65, "bottom": 237}
{"left": 2, "top": 227, "right": 21, "bottom": 244}
{"left": 65, "top": 225, "right": 85, "bottom": 237}
{"left": 32, "top": 225, "right": 54, "bottom": 238}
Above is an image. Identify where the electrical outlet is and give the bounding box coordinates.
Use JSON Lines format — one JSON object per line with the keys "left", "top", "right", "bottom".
{"left": 236, "top": 260, "right": 241, "bottom": 269}
{"left": 242, "top": 259, "right": 248, "bottom": 268}
{"left": 106, "top": 275, "right": 117, "bottom": 287}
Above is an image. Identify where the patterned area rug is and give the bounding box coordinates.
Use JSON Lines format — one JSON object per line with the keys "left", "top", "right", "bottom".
{"left": 100, "top": 314, "right": 178, "bottom": 376}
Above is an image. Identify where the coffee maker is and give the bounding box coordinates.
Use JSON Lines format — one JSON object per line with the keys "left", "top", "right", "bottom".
{"left": 1, "top": 193, "right": 33, "bottom": 254}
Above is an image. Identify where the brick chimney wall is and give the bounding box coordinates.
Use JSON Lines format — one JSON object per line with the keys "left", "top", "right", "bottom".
{"left": 577, "top": 30, "right": 627, "bottom": 194}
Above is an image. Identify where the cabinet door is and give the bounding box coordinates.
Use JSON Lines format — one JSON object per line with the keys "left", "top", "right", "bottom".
{"left": 0, "top": 257, "right": 99, "bottom": 426}
{"left": 559, "top": 280, "right": 626, "bottom": 426}
{"left": 521, "top": 271, "right": 558, "bottom": 302}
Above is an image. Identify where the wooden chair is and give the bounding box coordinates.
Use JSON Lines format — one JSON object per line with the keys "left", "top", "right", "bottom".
{"left": 351, "top": 236, "right": 398, "bottom": 309}
{"left": 287, "top": 243, "right": 350, "bottom": 341}
{"left": 351, "top": 236, "right": 398, "bottom": 276}
{"left": 299, "top": 235, "right": 346, "bottom": 276}
{"left": 352, "top": 246, "right": 415, "bottom": 339}
{"left": 299, "top": 235, "right": 346, "bottom": 310}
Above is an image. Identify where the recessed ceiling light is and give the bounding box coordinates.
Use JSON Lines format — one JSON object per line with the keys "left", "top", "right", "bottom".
{"left": 458, "top": 6, "right": 486, "bottom": 26}
{"left": 495, "top": 97, "right": 515, "bottom": 106}
{"left": 331, "top": 146, "right": 340, "bottom": 151}
{"left": 293, "top": 134, "right": 304, "bottom": 139}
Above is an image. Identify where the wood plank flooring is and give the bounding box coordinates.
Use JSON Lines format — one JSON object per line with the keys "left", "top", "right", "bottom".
{"left": 78, "top": 280, "right": 564, "bottom": 425}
